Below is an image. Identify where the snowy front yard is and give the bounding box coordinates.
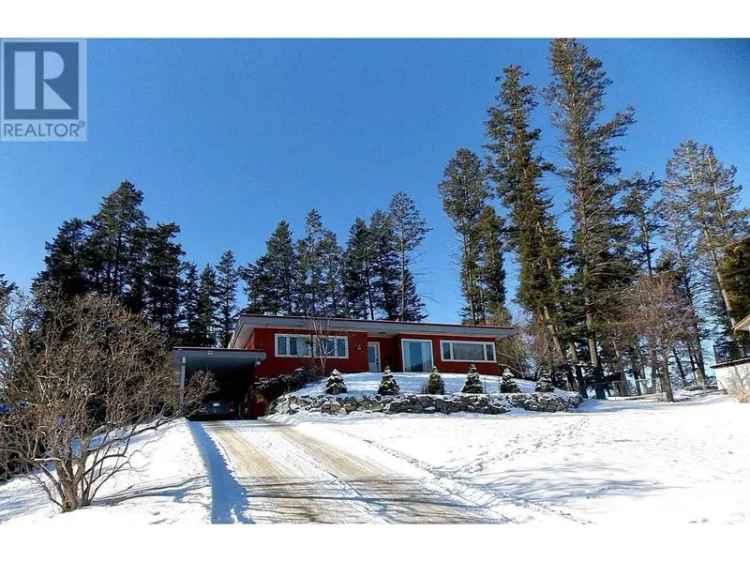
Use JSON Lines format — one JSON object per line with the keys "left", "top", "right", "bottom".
{"left": 1, "top": 373, "right": 748, "bottom": 524}
{"left": 0, "top": 420, "right": 211, "bottom": 526}
{"left": 271, "top": 373, "right": 750, "bottom": 524}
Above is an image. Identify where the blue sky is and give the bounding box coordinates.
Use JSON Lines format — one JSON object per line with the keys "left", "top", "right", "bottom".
{"left": 1, "top": 39, "right": 749, "bottom": 323}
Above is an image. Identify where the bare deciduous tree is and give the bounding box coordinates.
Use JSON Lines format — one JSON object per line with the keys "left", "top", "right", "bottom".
{"left": 309, "top": 315, "right": 336, "bottom": 375}
{"left": 620, "top": 274, "right": 695, "bottom": 402}
{"left": 0, "top": 294, "right": 210, "bottom": 512}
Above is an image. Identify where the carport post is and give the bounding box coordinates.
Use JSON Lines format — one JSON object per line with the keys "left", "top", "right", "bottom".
{"left": 179, "top": 356, "right": 187, "bottom": 410}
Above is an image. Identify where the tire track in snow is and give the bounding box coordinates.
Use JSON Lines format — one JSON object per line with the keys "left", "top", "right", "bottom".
{"left": 222, "top": 419, "right": 504, "bottom": 523}
{"left": 205, "top": 421, "right": 379, "bottom": 523}
{"left": 270, "top": 421, "right": 504, "bottom": 523}
{"left": 320, "top": 422, "right": 593, "bottom": 525}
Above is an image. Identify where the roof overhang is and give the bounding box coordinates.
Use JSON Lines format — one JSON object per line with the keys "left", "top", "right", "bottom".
{"left": 172, "top": 347, "right": 266, "bottom": 371}
{"left": 735, "top": 312, "right": 750, "bottom": 332}
{"left": 229, "top": 314, "right": 517, "bottom": 349}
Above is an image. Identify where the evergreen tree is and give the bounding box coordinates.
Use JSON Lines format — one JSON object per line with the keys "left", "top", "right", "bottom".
{"left": 377, "top": 366, "right": 400, "bottom": 395}
{"left": 33, "top": 218, "right": 90, "bottom": 300}
{"left": 388, "top": 192, "right": 429, "bottom": 321}
{"left": 143, "top": 223, "right": 184, "bottom": 341}
{"left": 369, "top": 210, "right": 401, "bottom": 319}
{"left": 535, "top": 373, "right": 555, "bottom": 393}
{"left": 343, "top": 218, "right": 377, "bottom": 319}
{"left": 240, "top": 221, "right": 298, "bottom": 316}
{"left": 438, "top": 148, "right": 489, "bottom": 324}
{"left": 216, "top": 250, "right": 240, "bottom": 347}
{"left": 476, "top": 206, "right": 509, "bottom": 324}
{"left": 178, "top": 262, "right": 203, "bottom": 346}
{"left": 0, "top": 274, "right": 15, "bottom": 303}
{"left": 195, "top": 264, "right": 219, "bottom": 346}
{"left": 499, "top": 369, "right": 520, "bottom": 393}
{"left": 544, "top": 38, "right": 636, "bottom": 380}
{"left": 623, "top": 173, "right": 662, "bottom": 276}
{"left": 86, "top": 181, "right": 149, "bottom": 304}
{"left": 424, "top": 366, "right": 445, "bottom": 394}
{"left": 662, "top": 140, "right": 750, "bottom": 338}
{"left": 325, "top": 369, "right": 347, "bottom": 395}
{"left": 320, "top": 231, "right": 344, "bottom": 317}
{"left": 298, "top": 209, "right": 327, "bottom": 316}
{"left": 400, "top": 269, "right": 427, "bottom": 321}
{"left": 485, "top": 64, "right": 568, "bottom": 361}
{"left": 461, "top": 365, "right": 484, "bottom": 394}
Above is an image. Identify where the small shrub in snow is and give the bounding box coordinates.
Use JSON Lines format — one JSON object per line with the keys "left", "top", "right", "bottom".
{"left": 325, "top": 369, "right": 347, "bottom": 395}
{"left": 499, "top": 369, "right": 520, "bottom": 393}
{"left": 461, "top": 364, "right": 484, "bottom": 394}
{"left": 378, "top": 366, "right": 400, "bottom": 396}
{"left": 535, "top": 373, "right": 555, "bottom": 393}
{"left": 423, "top": 366, "right": 445, "bottom": 395}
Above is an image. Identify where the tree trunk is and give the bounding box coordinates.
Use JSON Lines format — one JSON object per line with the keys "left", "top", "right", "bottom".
{"left": 660, "top": 345, "right": 675, "bottom": 402}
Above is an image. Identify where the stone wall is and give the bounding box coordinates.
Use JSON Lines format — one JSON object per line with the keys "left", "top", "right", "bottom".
{"left": 268, "top": 391, "right": 583, "bottom": 416}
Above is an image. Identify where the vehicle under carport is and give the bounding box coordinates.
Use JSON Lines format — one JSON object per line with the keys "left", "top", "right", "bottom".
{"left": 173, "top": 347, "right": 266, "bottom": 419}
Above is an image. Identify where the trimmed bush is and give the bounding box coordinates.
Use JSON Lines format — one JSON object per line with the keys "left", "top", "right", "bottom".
{"left": 325, "top": 369, "right": 347, "bottom": 395}
{"left": 535, "top": 373, "right": 555, "bottom": 393}
{"left": 423, "top": 366, "right": 445, "bottom": 395}
{"left": 378, "top": 366, "right": 400, "bottom": 396}
{"left": 461, "top": 364, "right": 484, "bottom": 394}
{"left": 499, "top": 369, "right": 520, "bottom": 393}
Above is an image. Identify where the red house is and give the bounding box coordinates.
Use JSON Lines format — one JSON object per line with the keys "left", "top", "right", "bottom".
{"left": 229, "top": 314, "right": 516, "bottom": 378}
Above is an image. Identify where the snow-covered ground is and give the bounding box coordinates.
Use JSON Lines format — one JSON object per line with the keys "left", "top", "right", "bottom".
{"left": 2, "top": 372, "right": 748, "bottom": 525}
{"left": 272, "top": 374, "right": 750, "bottom": 524}
{"left": 0, "top": 419, "right": 211, "bottom": 526}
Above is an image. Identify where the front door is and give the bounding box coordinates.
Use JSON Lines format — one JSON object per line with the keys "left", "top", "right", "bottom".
{"left": 401, "top": 339, "right": 433, "bottom": 372}
{"left": 367, "top": 341, "right": 381, "bottom": 372}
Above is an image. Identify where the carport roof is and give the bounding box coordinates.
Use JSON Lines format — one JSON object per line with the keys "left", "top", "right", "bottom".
{"left": 172, "top": 347, "right": 266, "bottom": 370}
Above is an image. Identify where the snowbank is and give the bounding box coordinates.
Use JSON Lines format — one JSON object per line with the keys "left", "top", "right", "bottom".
{"left": 269, "top": 394, "right": 750, "bottom": 524}
{"left": 0, "top": 419, "right": 211, "bottom": 525}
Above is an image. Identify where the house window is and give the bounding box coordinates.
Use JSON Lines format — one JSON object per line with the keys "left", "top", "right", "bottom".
{"left": 275, "top": 334, "right": 312, "bottom": 357}
{"left": 313, "top": 335, "right": 349, "bottom": 359}
{"left": 440, "top": 340, "right": 496, "bottom": 363}
{"left": 274, "top": 334, "right": 348, "bottom": 359}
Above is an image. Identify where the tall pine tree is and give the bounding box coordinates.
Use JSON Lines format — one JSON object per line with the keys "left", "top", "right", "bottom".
{"left": 143, "top": 223, "right": 184, "bottom": 341}
{"left": 485, "top": 64, "right": 567, "bottom": 360}
{"left": 369, "top": 210, "right": 401, "bottom": 320}
{"left": 343, "top": 218, "right": 378, "bottom": 320}
{"left": 215, "top": 250, "right": 239, "bottom": 347}
{"left": 662, "top": 140, "right": 750, "bottom": 338}
{"left": 544, "top": 39, "right": 635, "bottom": 383}
{"left": 388, "top": 192, "right": 429, "bottom": 321}
{"left": 438, "top": 148, "right": 489, "bottom": 324}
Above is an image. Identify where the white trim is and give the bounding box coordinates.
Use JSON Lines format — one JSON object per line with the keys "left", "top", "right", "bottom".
{"left": 274, "top": 333, "right": 349, "bottom": 359}
{"left": 439, "top": 339, "right": 496, "bottom": 363}
{"left": 401, "top": 338, "right": 434, "bottom": 372}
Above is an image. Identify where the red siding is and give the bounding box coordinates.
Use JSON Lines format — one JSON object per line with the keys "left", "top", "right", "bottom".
{"left": 247, "top": 327, "right": 369, "bottom": 378}
{"left": 246, "top": 328, "right": 500, "bottom": 377}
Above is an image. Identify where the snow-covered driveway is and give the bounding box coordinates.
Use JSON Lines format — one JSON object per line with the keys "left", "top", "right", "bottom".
{"left": 200, "top": 419, "right": 504, "bottom": 523}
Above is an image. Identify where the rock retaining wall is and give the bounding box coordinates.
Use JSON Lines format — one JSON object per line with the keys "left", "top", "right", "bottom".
{"left": 268, "top": 392, "right": 583, "bottom": 416}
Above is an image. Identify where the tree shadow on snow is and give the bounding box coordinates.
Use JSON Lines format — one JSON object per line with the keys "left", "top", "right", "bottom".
{"left": 188, "top": 422, "right": 253, "bottom": 524}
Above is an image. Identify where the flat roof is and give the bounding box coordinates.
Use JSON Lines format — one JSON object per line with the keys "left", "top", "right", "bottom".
{"left": 172, "top": 347, "right": 266, "bottom": 369}
{"left": 229, "top": 314, "right": 516, "bottom": 349}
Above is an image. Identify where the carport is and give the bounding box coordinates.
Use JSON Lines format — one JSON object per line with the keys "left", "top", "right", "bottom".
{"left": 173, "top": 347, "right": 266, "bottom": 419}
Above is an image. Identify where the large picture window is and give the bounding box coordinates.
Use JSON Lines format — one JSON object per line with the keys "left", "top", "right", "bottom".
{"left": 440, "top": 340, "right": 496, "bottom": 363}
{"left": 275, "top": 334, "right": 348, "bottom": 359}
